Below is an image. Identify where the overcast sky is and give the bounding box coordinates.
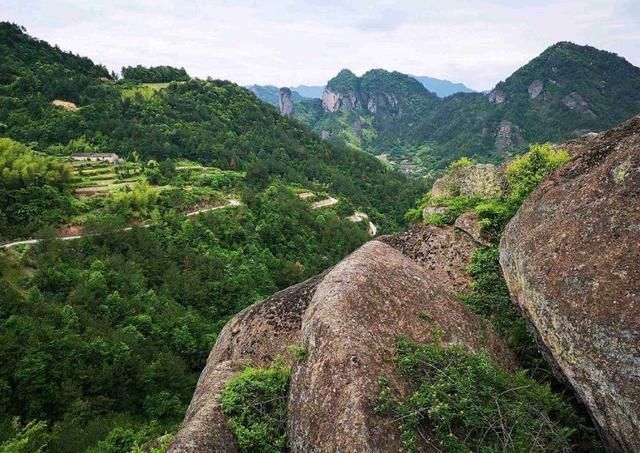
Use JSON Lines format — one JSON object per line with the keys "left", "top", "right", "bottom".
{"left": 3, "top": 0, "right": 639, "bottom": 90}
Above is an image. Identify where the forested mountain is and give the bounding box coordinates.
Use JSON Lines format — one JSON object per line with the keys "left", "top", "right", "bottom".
{"left": 0, "top": 22, "right": 422, "bottom": 227}
{"left": 290, "top": 42, "right": 640, "bottom": 174}
{"left": 0, "top": 22, "right": 424, "bottom": 451}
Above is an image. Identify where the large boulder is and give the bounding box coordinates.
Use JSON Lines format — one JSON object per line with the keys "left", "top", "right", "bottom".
{"left": 168, "top": 273, "right": 327, "bottom": 451}
{"left": 500, "top": 115, "right": 640, "bottom": 451}
{"left": 170, "top": 228, "right": 514, "bottom": 451}
{"left": 288, "top": 240, "right": 514, "bottom": 451}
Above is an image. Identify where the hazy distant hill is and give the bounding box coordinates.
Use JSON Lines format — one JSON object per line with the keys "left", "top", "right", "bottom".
{"left": 410, "top": 75, "right": 475, "bottom": 97}
{"left": 292, "top": 84, "right": 325, "bottom": 98}
{"left": 246, "top": 84, "right": 306, "bottom": 105}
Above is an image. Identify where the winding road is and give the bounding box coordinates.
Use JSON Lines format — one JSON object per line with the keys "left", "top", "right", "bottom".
{"left": 0, "top": 199, "right": 241, "bottom": 250}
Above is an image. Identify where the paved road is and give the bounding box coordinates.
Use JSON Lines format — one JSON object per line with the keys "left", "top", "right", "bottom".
{"left": 0, "top": 199, "right": 241, "bottom": 250}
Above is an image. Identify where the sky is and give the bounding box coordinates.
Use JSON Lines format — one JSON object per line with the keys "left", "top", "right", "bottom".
{"left": 2, "top": 0, "right": 640, "bottom": 91}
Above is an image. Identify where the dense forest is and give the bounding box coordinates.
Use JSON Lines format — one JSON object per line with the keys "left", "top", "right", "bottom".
{"left": 121, "top": 65, "right": 190, "bottom": 83}
{"left": 0, "top": 22, "right": 425, "bottom": 451}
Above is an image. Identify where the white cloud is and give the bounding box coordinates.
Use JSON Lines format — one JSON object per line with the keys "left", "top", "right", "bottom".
{"left": 1, "top": 0, "right": 638, "bottom": 90}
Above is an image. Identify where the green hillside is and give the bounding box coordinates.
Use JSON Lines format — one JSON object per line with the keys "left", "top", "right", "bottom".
{"left": 295, "top": 43, "right": 640, "bottom": 175}
{"left": 0, "top": 22, "right": 425, "bottom": 451}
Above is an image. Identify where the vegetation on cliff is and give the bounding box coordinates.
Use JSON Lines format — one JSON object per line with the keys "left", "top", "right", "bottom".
{"left": 376, "top": 338, "right": 589, "bottom": 452}
{"left": 389, "top": 145, "right": 602, "bottom": 450}
{"left": 121, "top": 65, "right": 189, "bottom": 83}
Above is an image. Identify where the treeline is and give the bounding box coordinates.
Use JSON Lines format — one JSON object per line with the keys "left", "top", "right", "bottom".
{"left": 121, "top": 65, "right": 190, "bottom": 83}
{"left": 0, "top": 21, "right": 424, "bottom": 228}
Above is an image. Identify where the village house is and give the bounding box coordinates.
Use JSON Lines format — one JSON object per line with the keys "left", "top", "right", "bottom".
{"left": 70, "top": 153, "right": 123, "bottom": 164}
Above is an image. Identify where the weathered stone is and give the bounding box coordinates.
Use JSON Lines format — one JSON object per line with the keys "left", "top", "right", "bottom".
{"left": 454, "top": 211, "right": 491, "bottom": 246}
{"left": 170, "top": 228, "right": 514, "bottom": 451}
{"left": 500, "top": 115, "right": 640, "bottom": 451}
{"left": 288, "top": 241, "right": 514, "bottom": 451}
{"left": 322, "top": 88, "right": 361, "bottom": 112}
{"left": 488, "top": 89, "right": 505, "bottom": 104}
{"left": 168, "top": 273, "right": 326, "bottom": 452}
{"left": 562, "top": 91, "right": 596, "bottom": 118}
{"left": 378, "top": 223, "right": 479, "bottom": 294}
{"left": 431, "top": 163, "right": 506, "bottom": 199}
{"left": 528, "top": 79, "right": 544, "bottom": 99}
{"left": 421, "top": 205, "right": 448, "bottom": 219}
{"left": 495, "top": 120, "right": 526, "bottom": 151}
{"left": 278, "top": 87, "right": 294, "bottom": 116}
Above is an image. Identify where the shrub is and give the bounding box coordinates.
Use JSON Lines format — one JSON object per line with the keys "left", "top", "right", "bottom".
{"left": 220, "top": 359, "right": 291, "bottom": 452}
{"left": 376, "top": 338, "right": 590, "bottom": 452}
{"left": 505, "top": 143, "right": 569, "bottom": 206}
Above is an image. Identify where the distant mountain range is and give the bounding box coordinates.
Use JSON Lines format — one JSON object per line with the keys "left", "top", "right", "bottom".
{"left": 267, "top": 42, "right": 640, "bottom": 175}
{"left": 409, "top": 75, "right": 475, "bottom": 97}
{"left": 250, "top": 76, "right": 475, "bottom": 104}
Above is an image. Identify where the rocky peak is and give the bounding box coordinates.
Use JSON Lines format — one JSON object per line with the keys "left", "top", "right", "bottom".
{"left": 278, "top": 87, "right": 294, "bottom": 116}
{"left": 322, "top": 69, "right": 362, "bottom": 112}
{"left": 488, "top": 89, "right": 506, "bottom": 104}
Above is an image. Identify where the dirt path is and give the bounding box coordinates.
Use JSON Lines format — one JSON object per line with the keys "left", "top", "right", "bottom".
{"left": 346, "top": 211, "right": 377, "bottom": 236}
{"left": 0, "top": 200, "right": 242, "bottom": 250}
{"left": 185, "top": 199, "right": 241, "bottom": 216}
{"left": 312, "top": 197, "right": 338, "bottom": 209}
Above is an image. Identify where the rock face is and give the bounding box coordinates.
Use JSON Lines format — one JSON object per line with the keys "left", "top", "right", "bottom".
{"left": 278, "top": 87, "right": 294, "bottom": 116}
{"left": 322, "top": 88, "right": 361, "bottom": 112}
{"left": 488, "top": 88, "right": 505, "bottom": 104}
{"left": 431, "top": 163, "right": 506, "bottom": 199}
{"left": 170, "top": 229, "right": 515, "bottom": 451}
{"left": 495, "top": 120, "right": 526, "bottom": 151}
{"left": 454, "top": 211, "right": 491, "bottom": 246}
{"left": 528, "top": 79, "right": 544, "bottom": 99}
{"left": 500, "top": 115, "right": 640, "bottom": 451}
{"left": 562, "top": 91, "right": 597, "bottom": 119}
{"left": 168, "top": 273, "right": 327, "bottom": 451}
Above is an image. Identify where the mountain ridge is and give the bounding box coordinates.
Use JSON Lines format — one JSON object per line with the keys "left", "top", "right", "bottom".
{"left": 287, "top": 41, "right": 640, "bottom": 175}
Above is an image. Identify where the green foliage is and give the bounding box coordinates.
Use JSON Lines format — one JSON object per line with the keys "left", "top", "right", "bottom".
{"left": 287, "top": 345, "right": 308, "bottom": 362}
{"left": 505, "top": 143, "right": 570, "bottom": 206}
{"left": 107, "top": 180, "right": 159, "bottom": 218}
{"left": 0, "top": 418, "right": 49, "bottom": 453}
{"left": 446, "top": 156, "right": 473, "bottom": 172}
{"left": 460, "top": 246, "right": 541, "bottom": 369}
{"left": 220, "top": 359, "right": 291, "bottom": 452}
{"left": 376, "top": 338, "right": 591, "bottom": 452}
{"left": 422, "top": 195, "right": 483, "bottom": 226}
{"left": 0, "top": 180, "right": 369, "bottom": 450}
{"left": 0, "top": 138, "right": 71, "bottom": 189}
{"left": 121, "top": 65, "right": 189, "bottom": 83}
{"left": 0, "top": 138, "right": 75, "bottom": 240}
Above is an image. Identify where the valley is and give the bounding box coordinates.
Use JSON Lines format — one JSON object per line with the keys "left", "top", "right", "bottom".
{"left": 1, "top": 14, "right": 639, "bottom": 453}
